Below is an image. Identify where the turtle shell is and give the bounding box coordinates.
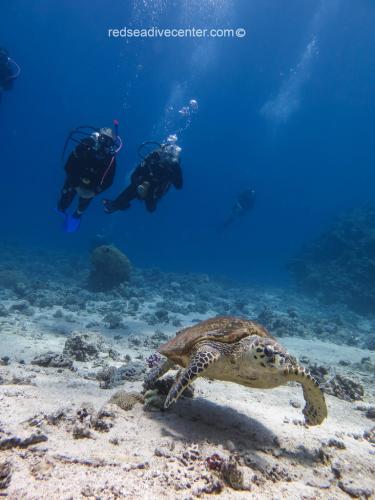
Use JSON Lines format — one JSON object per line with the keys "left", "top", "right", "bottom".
{"left": 159, "top": 316, "right": 271, "bottom": 358}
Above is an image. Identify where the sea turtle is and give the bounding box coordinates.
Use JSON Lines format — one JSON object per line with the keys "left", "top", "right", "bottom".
{"left": 146, "top": 316, "right": 327, "bottom": 425}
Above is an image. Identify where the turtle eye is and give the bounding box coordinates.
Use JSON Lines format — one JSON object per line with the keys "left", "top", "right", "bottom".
{"left": 264, "top": 346, "right": 274, "bottom": 357}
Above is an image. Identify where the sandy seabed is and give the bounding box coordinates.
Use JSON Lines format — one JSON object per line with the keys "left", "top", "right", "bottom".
{"left": 0, "top": 251, "right": 374, "bottom": 499}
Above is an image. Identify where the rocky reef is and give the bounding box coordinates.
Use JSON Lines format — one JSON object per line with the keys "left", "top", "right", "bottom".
{"left": 87, "top": 245, "right": 132, "bottom": 292}
{"left": 290, "top": 205, "right": 375, "bottom": 315}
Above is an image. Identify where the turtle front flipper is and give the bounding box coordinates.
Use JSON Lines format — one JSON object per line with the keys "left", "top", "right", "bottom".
{"left": 164, "top": 346, "right": 221, "bottom": 408}
{"left": 285, "top": 365, "right": 328, "bottom": 425}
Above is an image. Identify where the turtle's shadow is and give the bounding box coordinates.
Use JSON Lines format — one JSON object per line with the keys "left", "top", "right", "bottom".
{"left": 145, "top": 396, "right": 279, "bottom": 452}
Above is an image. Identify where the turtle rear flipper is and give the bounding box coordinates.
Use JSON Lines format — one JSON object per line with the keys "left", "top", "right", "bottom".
{"left": 285, "top": 366, "right": 327, "bottom": 425}
{"left": 164, "top": 347, "right": 221, "bottom": 408}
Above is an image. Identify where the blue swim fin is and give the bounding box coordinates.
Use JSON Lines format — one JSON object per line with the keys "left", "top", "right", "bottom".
{"left": 63, "top": 213, "right": 81, "bottom": 233}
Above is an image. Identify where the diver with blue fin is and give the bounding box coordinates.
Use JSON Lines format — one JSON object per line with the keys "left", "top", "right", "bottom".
{"left": 57, "top": 121, "right": 123, "bottom": 232}
{"left": 103, "top": 134, "right": 182, "bottom": 215}
{"left": 0, "top": 47, "right": 20, "bottom": 103}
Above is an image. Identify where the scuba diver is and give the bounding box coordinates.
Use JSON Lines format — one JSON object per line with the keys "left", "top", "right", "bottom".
{"left": 219, "top": 188, "right": 256, "bottom": 232}
{"left": 57, "top": 122, "right": 123, "bottom": 232}
{"left": 0, "top": 47, "right": 20, "bottom": 103}
{"left": 103, "top": 134, "right": 183, "bottom": 215}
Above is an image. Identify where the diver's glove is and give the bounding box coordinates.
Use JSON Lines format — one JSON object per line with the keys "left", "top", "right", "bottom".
{"left": 103, "top": 199, "right": 117, "bottom": 214}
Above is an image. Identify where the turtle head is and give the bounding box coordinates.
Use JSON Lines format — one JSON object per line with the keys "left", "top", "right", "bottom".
{"left": 159, "top": 342, "right": 189, "bottom": 367}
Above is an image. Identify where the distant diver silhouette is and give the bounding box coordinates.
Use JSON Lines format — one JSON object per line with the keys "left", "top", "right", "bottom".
{"left": 219, "top": 188, "right": 256, "bottom": 232}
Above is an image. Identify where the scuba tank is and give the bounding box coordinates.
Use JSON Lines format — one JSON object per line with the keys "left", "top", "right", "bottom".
{"left": 62, "top": 121, "right": 123, "bottom": 161}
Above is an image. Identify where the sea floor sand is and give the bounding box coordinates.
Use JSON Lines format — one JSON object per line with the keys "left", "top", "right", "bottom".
{"left": 1, "top": 327, "right": 374, "bottom": 498}
{"left": 0, "top": 252, "right": 374, "bottom": 498}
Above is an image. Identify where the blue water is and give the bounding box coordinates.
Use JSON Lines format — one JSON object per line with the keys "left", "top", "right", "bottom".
{"left": 1, "top": 0, "right": 375, "bottom": 284}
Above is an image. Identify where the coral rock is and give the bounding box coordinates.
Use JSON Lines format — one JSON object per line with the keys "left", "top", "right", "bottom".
{"left": 0, "top": 461, "right": 12, "bottom": 489}
{"left": 290, "top": 206, "right": 375, "bottom": 315}
{"left": 88, "top": 245, "right": 131, "bottom": 292}
{"left": 31, "top": 352, "right": 73, "bottom": 369}
{"left": 97, "top": 361, "right": 145, "bottom": 388}
{"left": 64, "top": 332, "right": 119, "bottom": 362}
{"left": 109, "top": 390, "right": 144, "bottom": 411}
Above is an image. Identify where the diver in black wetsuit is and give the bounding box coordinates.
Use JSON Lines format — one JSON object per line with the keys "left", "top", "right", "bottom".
{"left": 0, "top": 47, "right": 20, "bottom": 103}
{"left": 58, "top": 127, "right": 118, "bottom": 222}
{"left": 219, "top": 188, "right": 256, "bottom": 231}
{"left": 103, "top": 137, "right": 183, "bottom": 214}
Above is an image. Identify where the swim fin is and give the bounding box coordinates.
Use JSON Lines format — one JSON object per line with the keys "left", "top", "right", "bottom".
{"left": 63, "top": 213, "right": 81, "bottom": 233}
